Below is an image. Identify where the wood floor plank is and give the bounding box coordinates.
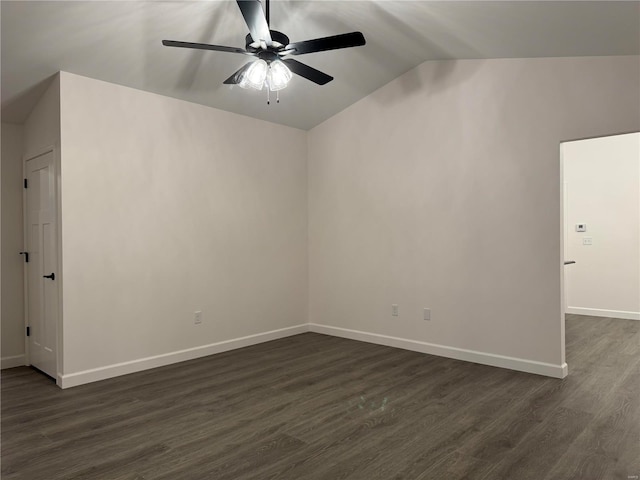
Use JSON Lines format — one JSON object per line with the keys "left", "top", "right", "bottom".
{"left": 485, "top": 406, "right": 594, "bottom": 480}
{"left": 2, "top": 316, "right": 638, "bottom": 480}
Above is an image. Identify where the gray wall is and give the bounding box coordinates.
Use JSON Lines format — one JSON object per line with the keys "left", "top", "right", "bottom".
{"left": 308, "top": 56, "right": 640, "bottom": 373}
{"left": 1, "top": 122, "right": 25, "bottom": 367}
{"left": 59, "top": 73, "right": 308, "bottom": 380}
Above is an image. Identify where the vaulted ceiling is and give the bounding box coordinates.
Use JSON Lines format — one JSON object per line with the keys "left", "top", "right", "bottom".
{"left": 2, "top": 1, "right": 639, "bottom": 130}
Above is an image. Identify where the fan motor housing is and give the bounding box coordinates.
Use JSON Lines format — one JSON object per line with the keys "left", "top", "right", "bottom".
{"left": 245, "top": 30, "right": 290, "bottom": 52}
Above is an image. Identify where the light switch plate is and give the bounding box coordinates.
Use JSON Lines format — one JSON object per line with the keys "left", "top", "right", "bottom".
{"left": 576, "top": 224, "right": 587, "bottom": 232}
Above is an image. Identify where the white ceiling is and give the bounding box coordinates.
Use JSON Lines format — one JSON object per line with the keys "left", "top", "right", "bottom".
{"left": 2, "top": 1, "right": 639, "bottom": 130}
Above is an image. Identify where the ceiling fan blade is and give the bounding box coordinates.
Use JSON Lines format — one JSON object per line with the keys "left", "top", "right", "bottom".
{"left": 223, "top": 62, "right": 254, "bottom": 84}
{"left": 282, "top": 59, "right": 333, "bottom": 85}
{"left": 162, "top": 40, "right": 255, "bottom": 56}
{"left": 236, "top": 0, "right": 272, "bottom": 46}
{"left": 285, "top": 32, "right": 365, "bottom": 56}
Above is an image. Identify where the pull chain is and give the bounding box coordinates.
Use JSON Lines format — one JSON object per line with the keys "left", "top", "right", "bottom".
{"left": 266, "top": 88, "right": 282, "bottom": 105}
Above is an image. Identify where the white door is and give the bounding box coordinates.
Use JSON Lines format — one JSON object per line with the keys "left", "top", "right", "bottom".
{"left": 25, "top": 150, "right": 58, "bottom": 379}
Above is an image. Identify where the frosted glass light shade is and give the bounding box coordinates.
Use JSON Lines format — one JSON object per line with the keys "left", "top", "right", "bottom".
{"left": 238, "top": 59, "right": 268, "bottom": 90}
{"left": 267, "top": 60, "right": 292, "bottom": 91}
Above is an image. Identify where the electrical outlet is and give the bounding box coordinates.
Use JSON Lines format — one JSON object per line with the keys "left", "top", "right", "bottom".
{"left": 583, "top": 237, "right": 593, "bottom": 246}
{"left": 392, "top": 304, "right": 399, "bottom": 317}
{"left": 423, "top": 308, "right": 431, "bottom": 321}
{"left": 194, "top": 311, "right": 202, "bottom": 324}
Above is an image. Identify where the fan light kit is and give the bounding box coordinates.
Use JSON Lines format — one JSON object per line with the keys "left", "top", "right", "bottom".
{"left": 236, "top": 58, "right": 293, "bottom": 103}
{"left": 163, "top": 0, "right": 366, "bottom": 104}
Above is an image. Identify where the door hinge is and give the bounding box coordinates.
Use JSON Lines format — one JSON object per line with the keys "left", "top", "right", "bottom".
{"left": 23, "top": 178, "right": 28, "bottom": 189}
{"left": 19, "top": 251, "right": 29, "bottom": 263}
{"left": 26, "top": 326, "right": 30, "bottom": 337}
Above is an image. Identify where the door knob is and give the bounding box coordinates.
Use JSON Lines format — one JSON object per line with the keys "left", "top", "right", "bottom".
{"left": 43, "top": 273, "right": 55, "bottom": 280}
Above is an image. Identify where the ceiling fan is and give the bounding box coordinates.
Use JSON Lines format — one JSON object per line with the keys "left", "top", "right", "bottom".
{"left": 162, "top": 0, "right": 366, "bottom": 103}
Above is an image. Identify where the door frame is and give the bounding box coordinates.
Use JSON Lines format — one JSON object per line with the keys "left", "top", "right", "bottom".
{"left": 559, "top": 144, "right": 567, "bottom": 372}
{"left": 22, "top": 144, "right": 63, "bottom": 387}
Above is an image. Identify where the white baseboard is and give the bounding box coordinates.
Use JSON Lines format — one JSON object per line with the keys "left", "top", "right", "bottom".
{"left": 59, "top": 324, "right": 309, "bottom": 389}
{"left": 1, "top": 354, "right": 26, "bottom": 370}
{"left": 566, "top": 307, "right": 639, "bottom": 321}
{"left": 59, "top": 320, "right": 572, "bottom": 388}
{"left": 309, "top": 323, "right": 568, "bottom": 379}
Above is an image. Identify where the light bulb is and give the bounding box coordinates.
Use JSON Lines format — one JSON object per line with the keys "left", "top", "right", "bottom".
{"left": 238, "top": 59, "right": 268, "bottom": 90}
{"left": 267, "top": 60, "right": 292, "bottom": 91}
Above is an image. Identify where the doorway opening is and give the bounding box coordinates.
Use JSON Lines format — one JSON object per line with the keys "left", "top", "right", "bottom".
{"left": 560, "top": 132, "right": 640, "bottom": 370}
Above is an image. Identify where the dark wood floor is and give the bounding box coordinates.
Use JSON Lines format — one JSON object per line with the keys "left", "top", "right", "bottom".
{"left": 1, "top": 314, "right": 638, "bottom": 480}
